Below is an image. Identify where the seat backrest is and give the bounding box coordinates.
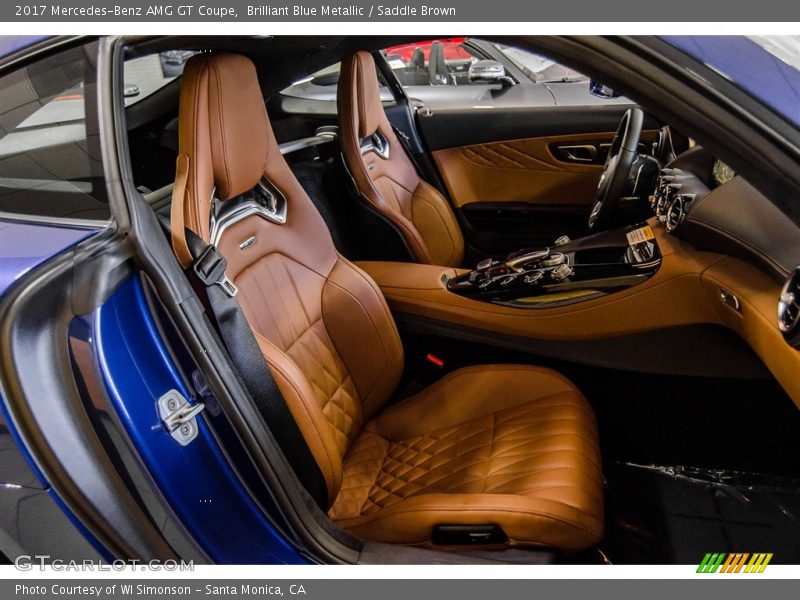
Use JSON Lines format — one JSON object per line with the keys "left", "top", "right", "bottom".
{"left": 170, "top": 52, "right": 404, "bottom": 505}
{"left": 428, "top": 42, "right": 448, "bottom": 85}
{"left": 410, "top": 47, "right": 425, "bottom": 70}
{"left": 338, "top": 51, "right": 464, "bottom": 268}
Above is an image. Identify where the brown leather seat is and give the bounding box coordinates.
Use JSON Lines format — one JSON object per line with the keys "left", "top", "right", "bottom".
{"left": 171, "top": 52, "right": 603, "bottom": 552}
{"left": 338, "top": 51, "right": 465, "bottom": 268}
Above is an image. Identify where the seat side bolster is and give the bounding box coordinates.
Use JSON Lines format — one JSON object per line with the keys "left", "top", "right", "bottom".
{"left": 251, "top": 329, "right": 344, "bottom": 502}
{"left": 322, "top": 257, "right": 404, "bottom": 420}
{"left": 410, "top": 180, "right": 465, "bottom": 268}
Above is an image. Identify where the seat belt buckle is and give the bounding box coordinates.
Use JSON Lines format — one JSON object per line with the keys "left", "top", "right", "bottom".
{"left": 193, "top": 244, "right": 239, "bottom": 298}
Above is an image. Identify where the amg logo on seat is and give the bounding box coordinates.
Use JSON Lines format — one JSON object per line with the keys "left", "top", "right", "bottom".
{"left": 239, "top": 236, "right": 256, "bottom": 250}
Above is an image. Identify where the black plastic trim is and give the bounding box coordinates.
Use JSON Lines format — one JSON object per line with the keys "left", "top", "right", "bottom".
{"left": 394, "top": 314, "right": 771, "bottom": 380}
{"left": 432, "top": 525, "right": 508, "bottom": 546}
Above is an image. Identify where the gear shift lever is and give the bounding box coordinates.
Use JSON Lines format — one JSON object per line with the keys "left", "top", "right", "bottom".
{"left": 506, "top": 248, "right": 551, "bottom": 272}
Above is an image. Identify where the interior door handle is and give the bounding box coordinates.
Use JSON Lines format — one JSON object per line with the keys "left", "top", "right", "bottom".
{"left": 557, "top": 144, "right": 598, "bottom": 163}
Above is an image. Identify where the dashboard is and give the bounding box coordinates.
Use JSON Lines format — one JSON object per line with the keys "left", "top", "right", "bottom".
{"left": 649, "top": 145, "right": 800, "bottom": 352}
{"left": 650, "top": 146, "right": 800, "bottom": 280}
{"left": 355, "top": 141, "right": 800, "bottom": 408}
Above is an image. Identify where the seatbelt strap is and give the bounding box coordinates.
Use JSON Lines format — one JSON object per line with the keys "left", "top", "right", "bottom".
{"left": 180, "top": 225, "right": 329, "bottom": 509}
{"left": 391, "top": 124, "right": 427, "bottom": 181}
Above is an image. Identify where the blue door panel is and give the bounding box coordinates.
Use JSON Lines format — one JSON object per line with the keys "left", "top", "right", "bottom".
{"left": 94, "top": 276, "right": 307, "bottom": 564}
{"left": 0, "top": 219, "right": 98, "bottom": 298}
{"left": 0, "top": 217, "right": 98, "bottom": 487}
{"left": 0, "top": 219, "right": 112, "bottom": 558}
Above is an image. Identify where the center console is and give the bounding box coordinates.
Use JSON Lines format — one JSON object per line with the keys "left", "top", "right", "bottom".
{"left": 445, "top": 225, "right": 663, "bottom": 308}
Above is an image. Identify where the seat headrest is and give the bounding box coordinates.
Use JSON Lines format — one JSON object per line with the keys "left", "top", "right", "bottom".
{"left": 181, "top": 52, "right": 271, "bottom": 201}
{"left": 171, "top": 52, "right": 276, "bottom": 267}
{"left": 410, "top": 47, "right": 425, "bottom": 69}
{"left": 346, "top": 51, "right": 382, "bottom": 139}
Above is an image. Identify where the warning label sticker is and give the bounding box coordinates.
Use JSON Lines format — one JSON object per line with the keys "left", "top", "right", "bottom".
{"left": 626, "top": 226, "right": 655, "bottom": 246}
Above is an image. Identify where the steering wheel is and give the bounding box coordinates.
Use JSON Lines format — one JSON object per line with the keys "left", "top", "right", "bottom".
{"left": 588, "top": 107, "right": 644, "bottom": 230}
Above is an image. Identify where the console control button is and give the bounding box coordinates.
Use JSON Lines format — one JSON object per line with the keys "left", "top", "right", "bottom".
{"left": 523, "top": 271, "right": 544, "bottom": 285}
{"left": 486, "top": 265, "right": 509, "bottom": 278}
{"left": 499, "top": 274, "right": 518, "bottom": 287}
{"left": 554, "top": 235, "right": 571, "bottom": 247}
{"left": 540, "top": 252, "right": 566, "bottom": 268}
{"left": 476, "top": 258, "right": 494, "bottom": 271}
{"left": 506, "top": 248, "right": 550, "bottom": 271}
{"left": 551, "top": 264, "right": 573, "bottom": 282}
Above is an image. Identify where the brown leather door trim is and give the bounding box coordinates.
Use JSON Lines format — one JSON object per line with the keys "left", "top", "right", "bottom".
{"left": 433, "top": 131, "right": 657, "bottom": 208}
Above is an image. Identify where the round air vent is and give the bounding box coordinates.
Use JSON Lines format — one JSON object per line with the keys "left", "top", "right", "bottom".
{"left": 778, "top": 266, "right": 800, "bottom": 347}
{"left": 665, "top": 193, "right": 695, "bottom": 233}
{"left": 665, "top": 196, "right": 685, "bottom": 233}
{"left": 651, "top": 171, "right": 668, "bottom": 212}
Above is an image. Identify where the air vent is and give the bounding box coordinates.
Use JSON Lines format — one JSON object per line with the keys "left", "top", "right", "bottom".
{"left": 650, "top": 171, "right": 669, "bottom": 214}
{"left": 665, "top": 193, "right": 694, "bottom": 233}
{"left": 665, "top": 197, "right": 684, "bottom": 232}
{"left": 778, "top": 266, "right": 800, "bottom": 347}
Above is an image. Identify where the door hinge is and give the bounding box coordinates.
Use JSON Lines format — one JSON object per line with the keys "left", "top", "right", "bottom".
{"left": 158, "top": 390, "right": 205, "bottom": 446}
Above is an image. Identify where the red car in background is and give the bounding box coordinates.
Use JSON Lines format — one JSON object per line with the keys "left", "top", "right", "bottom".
{"left": 385, "top": 37, "right": 473, "bottom": 62}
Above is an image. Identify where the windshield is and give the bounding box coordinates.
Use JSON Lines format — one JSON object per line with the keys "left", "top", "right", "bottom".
{"left": 493, "top": 44, "right": 586, "bottom": 83}
{"left": 663, "top": 36, "right": 800, "bottom": 129}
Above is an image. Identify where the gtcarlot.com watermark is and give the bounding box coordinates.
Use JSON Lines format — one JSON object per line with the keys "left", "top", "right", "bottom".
{"left": 13, "top": 555, "right": 194, "bottom": 572}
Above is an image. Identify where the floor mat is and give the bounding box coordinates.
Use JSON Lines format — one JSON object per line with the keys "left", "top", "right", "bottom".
{"left": 600, "top": 462, "right": 800, "bottom": 564}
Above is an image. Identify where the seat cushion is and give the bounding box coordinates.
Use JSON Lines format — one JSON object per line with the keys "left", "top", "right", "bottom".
{"left": 329, "top": 365, "right": 604, "bottom": 551}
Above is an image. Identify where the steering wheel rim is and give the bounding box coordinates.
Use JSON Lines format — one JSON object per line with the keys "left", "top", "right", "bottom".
{"left": 588, "top": 107, "right": 644, "bottom": 230}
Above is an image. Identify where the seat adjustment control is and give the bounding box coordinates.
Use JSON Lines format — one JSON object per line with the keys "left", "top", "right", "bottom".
{"left": 431, "top": 525, "right": 508, "bottom": 546}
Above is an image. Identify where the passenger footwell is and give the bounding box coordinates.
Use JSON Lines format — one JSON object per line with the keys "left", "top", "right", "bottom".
{"left": 598, "top": 462, "right": 800, "bottom": 564}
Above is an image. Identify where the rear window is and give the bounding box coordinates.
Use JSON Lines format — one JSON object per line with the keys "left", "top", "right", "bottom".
{"left": 0, "top": 41, "right": 110, "bottom": 221}
{"left": 123, "top": 50, "right": 196, "bottom": 106}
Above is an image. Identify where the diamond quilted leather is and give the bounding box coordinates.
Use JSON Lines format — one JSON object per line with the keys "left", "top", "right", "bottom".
{"left": 174, "top": 50, "right": 601, "bottom": 552}
{"left": 329, "top": 365, "right": 604, "bottom": 549}
{"left": 332, "top": 392, "right": 601, "bottom": 519}
{"left": 458, "top": 140, "right": 563, "bottom": 172}
{"left": 236, "top": 253, "right": 362, "bottom": 456}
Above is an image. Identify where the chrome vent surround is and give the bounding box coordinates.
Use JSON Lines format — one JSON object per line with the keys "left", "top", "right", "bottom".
{"left": 652, "top": 173, "right": 679, "bottom": 220}
{"left": 650, "top": 172, "right": 669, "bottom": 215}
{"left": 665, "top": 193, "right": 694, "bottom": 233}
{"left": 778, "top": 266, "right": 800, "bottom": 347}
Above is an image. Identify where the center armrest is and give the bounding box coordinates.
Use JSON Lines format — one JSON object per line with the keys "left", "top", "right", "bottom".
{"left": 355, "top": 228, "right": 725, "bottom": 343}
{"left": 355, "top": 261, "right": 465, "bottom": 291}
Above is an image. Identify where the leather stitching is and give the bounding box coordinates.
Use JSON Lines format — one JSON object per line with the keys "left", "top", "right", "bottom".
{"left": 334, "top": 391, "right": 601, "bottom": 517}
